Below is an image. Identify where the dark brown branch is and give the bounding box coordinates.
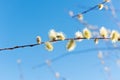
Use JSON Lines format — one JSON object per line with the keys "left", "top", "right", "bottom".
{"left": 0, "top": 37, "right": 112, "bottom": 51}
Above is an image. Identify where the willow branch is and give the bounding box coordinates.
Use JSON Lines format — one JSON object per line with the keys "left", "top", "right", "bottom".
{"left": 72, "top": 1, "right": 107, "bottom": 18}
{"left": 0, "top": 37, "right": 113, "bottom": 51}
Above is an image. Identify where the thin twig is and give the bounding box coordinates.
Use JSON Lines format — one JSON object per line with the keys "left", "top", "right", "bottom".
{"left": 72, "top": 1, "right": 107, "bottom": 18}
{"left": 33, "top": 46, "right": 120, "bottom": 69}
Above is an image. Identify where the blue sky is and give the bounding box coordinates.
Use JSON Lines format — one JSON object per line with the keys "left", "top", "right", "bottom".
{"left": 0, "top": 0, "right": 120, "bottom": 80}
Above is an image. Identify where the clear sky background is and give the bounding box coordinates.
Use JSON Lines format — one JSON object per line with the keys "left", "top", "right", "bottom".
{"left": 0, "top": 0, "right": 120, "bottom": 80}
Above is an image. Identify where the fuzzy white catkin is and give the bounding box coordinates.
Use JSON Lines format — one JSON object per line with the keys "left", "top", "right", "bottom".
{"left": 104, "top": 0, "right": 110, "bottom": 2}
{"left": 110, "top": 30, "right": 119, "bottom": 43}
{"left": 98, "top": 51, "right": 103, "bottom": 59}
{"left": 98, "top": 4, "right": 104, "bottom": 10}
{"left": 94, "top": 38, "right": 99, "bottom": 44}
{"left": 49, "top": 29, "right": 57, "bottom": 41}
{"left": 36, "top": 36, "right": 41, "bottom": 44}
{"left": 83, "top": 28, "right": 91, "bottom": 39}
{"left": 100, "top": 27, "right": 108, "bottom": 38}
{"left": 56, "top": 32, "right": 65, "bottom": 40}
{"left": 104, "top": 66, "right": 110, "bottom": 72}
{"left": 66, "top": 39, "right": 76, "bottom": 51}
{"left": 17, "top": 59, "right": 21, "bottom": 64}
{"left": 77, "top": 14, "right": 83, "bottom": 21}
{"left": 75, "top": 31, "right": 83, "bottom": 42}
{"left": 69, "top": 11, "right": 74, "bottom": 17}
{"left": 45, "top": 42, "right": 54, "bottom": 51}
{"left": 55, "top": 72, "right": 60, "bottom": 78}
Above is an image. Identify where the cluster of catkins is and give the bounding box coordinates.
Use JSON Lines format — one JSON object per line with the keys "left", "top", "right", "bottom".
{"left": 36, "top": 26, "right": 120, "bottom": 52}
